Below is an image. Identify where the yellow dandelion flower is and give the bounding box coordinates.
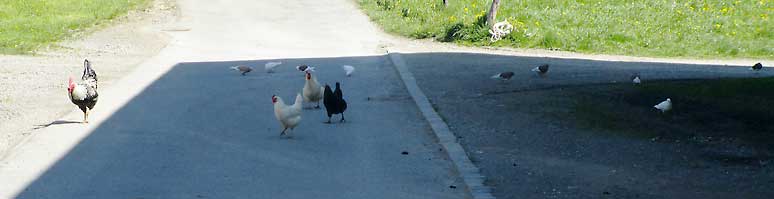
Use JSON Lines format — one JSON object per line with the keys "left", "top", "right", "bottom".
{"left": 464, "top": 7, "right": 469, "bottom": 12}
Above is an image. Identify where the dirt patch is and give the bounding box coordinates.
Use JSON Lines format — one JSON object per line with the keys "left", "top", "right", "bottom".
{"left": 0, "top": 0, "right": 178, "bottom": 156}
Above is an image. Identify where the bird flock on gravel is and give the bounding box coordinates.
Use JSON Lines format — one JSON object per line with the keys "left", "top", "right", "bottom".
{"left": 489, "top": 62, "right": 766, "bottom": 114}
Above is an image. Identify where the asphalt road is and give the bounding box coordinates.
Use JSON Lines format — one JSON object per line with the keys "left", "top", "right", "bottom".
{"left": 403, "top": 52, "right": 774, "bottom": 199}
{"left": 10, "top": 56, "right": 466, "bottom": 199}
{"left": 0, "top": 0, "right": 467, "bottom": 198}
{"left": 2, "top": 0, "right": 771, "bottom": 198}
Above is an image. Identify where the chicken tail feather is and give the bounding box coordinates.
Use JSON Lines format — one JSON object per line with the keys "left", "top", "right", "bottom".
{"left": 294, "top": 93, "right": 303, "bottom": 107}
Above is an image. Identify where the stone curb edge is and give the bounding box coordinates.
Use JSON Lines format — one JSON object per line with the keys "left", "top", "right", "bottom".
{"left": 386, "top": 52, "right": 495, "bottom": 199}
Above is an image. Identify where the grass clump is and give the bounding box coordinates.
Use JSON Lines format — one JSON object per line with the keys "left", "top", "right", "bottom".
{"left": 0, "top": 0, "right": 150, "bottom": 54}
{"left": 357, "top": 0, "right": 774, "bottom": 59}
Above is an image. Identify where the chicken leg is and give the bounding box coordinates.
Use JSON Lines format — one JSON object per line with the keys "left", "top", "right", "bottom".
{"left": 83, "top": 109, "right": 89, "bottom": 123}
{"left": 340, "top": 113, "right": 345, "bottom": 123}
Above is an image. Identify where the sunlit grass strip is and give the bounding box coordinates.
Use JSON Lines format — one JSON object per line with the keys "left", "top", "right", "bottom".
{"left": 358, "top": 0, "right": 773, "bottom": 59}
{"left": 0, "top": 0, "right": 150, "bottom": 54}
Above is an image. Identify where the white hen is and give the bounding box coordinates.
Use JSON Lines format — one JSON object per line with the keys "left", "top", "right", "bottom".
{"left": 273, "top": 93, "right": 303, "bottom": 136}
{"left": 265, "top": 62, "right": 282, "bottom": 73}
{"left": 654, "top": 98, "right": 672, "bottom": 113}
{"left": 342, "top": 65, "right": 355, "bottom": 77}
{"left": 302, "top": 71, "right": 324, "bottom": 108}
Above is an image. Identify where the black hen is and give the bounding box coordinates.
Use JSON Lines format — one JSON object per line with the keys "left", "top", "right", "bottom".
{"left": 323, "top": 82, "right": 347, "bottom": 123}
{"left": 334, "top": 82, "right": 347, "bottom": 116}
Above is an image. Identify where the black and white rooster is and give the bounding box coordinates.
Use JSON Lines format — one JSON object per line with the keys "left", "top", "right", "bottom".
{"left": 67, "top": 59, "right": 99, "bottom": 123}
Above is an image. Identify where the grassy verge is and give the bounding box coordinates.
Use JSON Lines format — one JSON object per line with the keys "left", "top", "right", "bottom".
{"left": 0, "top": 0, "right": 150, "bottom": 54}
{"left": 570, "top": 77, "right": 774, "bottom": 149}
{"left": 357, "top": 0, "right": 773, "bottom": 59}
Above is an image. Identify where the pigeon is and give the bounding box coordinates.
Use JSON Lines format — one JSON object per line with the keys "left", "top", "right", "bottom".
{"left": 296, "top": 65, "right": 315, "bottom": 73}
{"left": 531, "top": 64, "right": 549, "bottom": 76}
{"left": 751, "top": 63, "right": 763, "bottom": 71}
{"left": 632, "top": 73, "right": 641, "bottom": 84}
{"left": 491, "top": 71, "right": 515, "bottom": 81}
{"left": 342, "top": 65, "right": 355, "bottom": 77}
{"left": 654, "top": 98, "right": 672, "bottom": 113}
{"left": 230, "top": 65, "right": 253, "bottom": 75}
{"left": 264, "top": 62, "right": 282, "bottom": 73}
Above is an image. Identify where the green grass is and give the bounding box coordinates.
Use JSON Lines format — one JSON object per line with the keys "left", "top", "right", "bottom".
{"left": 357, "top": 0, "right": 774, "bottom": 59}
{"left": 0, "top": 0, "right": 150, "bottom": 54}
{"left": 570, "top": 77, "right": 774, "bottom": 148}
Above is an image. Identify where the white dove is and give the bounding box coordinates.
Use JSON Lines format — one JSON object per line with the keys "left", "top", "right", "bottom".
{"left": 342, "top": 65, "right": 355, "bottom": 77}
{"left": 654, "top": 98, "right": 672, "bottom": 113}
{"left": 264, "top": 61, "right": 282, "bottom": 73}
{"left": 632, "top": 75, "right": 641, "bottom": 84}
{"left": 633, "top": 76, "right": 641, "bottom": 84}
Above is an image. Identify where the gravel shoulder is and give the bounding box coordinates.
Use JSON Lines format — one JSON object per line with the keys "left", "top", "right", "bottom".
{"left": 402, "top": 52, "right": 774, "bottom": 199}
{"left": 0, "top": 0, "right": 178, "bottom": 157}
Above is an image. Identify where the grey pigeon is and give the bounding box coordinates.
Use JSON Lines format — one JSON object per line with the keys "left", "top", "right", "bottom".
{"left": 491, "top": 71, "right": 515, "bottom": 80}
{"left": 531, "top": 64, "right": 549, "bottom": 76}
{"left": 230, "top": 65, "right": 253, "bottom": 75}
{"left": 296, "top": 65, "right": 315, "bottom": 73}
{"left": 752, "top": 63, "right": 763, "bottom": 71}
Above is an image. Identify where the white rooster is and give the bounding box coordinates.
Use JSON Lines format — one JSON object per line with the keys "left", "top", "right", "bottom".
{"left": 302, "top": 71, "right": 324, "bottom": 108}
{"left": 273, "top": 93, "right": 303, "bottom": 136}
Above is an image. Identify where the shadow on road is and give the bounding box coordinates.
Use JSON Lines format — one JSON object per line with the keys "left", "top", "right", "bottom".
{"left": 14, "top": 54, "right": 467, "bottom": 199}
{"left": 14, "top": 52, "right": 772, "bottom": 198}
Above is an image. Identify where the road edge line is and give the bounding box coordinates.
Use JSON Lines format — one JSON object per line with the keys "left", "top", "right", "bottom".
{"left": 387, "top": 52, "right": 495, "bottom": 199}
